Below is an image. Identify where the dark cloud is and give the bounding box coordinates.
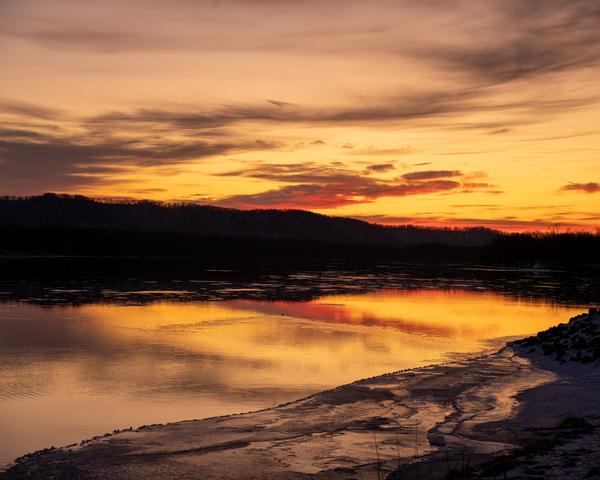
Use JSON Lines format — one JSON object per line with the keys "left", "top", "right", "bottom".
{"left": 214, "top": 180, "right": 462, "bottom": 209}
{"left": 3, "top": 1, "right": 599, "bottom": 141}
{"left": 65, "top": 69, "right": 598, "bottom": 141}
{"left": 211, "top": 163, "right": 492, "bottom": 209}
{"left": 365, "top": 163, "right": 394, "bottom": 173}
{"left": 0, "top": 128, "right": 271, "bottom": 192}
{"left": 0, "top": 101, "right": 63, "bottom": 120}
{"left": 561, "top": 182, "right": 600, "bottom": 193}
{"left": 2, "top": 0, "right": 598, "bottom": 199}
{"left": 214, "top": 184, "right": 362, "bottom": 209}
{"left": 83, "top": 87, "right": 571, "bottom": 131}
{"left": 401, "top": 170, "right": 461, "bottom": 181}
{"left": 408, "top": 0, "right": 600, "bottom": 89}
{"left": 6, "top": 1, "right": 600, "bottom": 79}
{"left": 0, "top": 97, "right": 506, "bottom": 196}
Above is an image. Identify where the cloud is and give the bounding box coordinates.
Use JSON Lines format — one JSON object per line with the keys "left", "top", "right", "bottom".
{"left": 401, "top": 170, "right": 461, "bottom": 181}
{"left": 0, "top": 100, "right": 63, "bottom": 121}
{"left": 403, "top": 0, "right": 600, "bottom": 89}
{"left": 365, "top": 163, "right": 395, "bottom": 173}
{"left": 81, "top": 86, "right": 597, "bottom": 135}
{"left": 84, "top": 91, "right": 484, "bottom": 129}
{"left": 350, "top": 146, "right": 412, "bottom": 156}
{"left": 2, "top": 0, "right": 599, "bottom": 201}
{"left": 561, "top": 182, "right": 600, "bottom": 193}
{"left": 0, "top": 95, "right": 508, "bottom": 197}
{"left": 6, "top": 1, "right": 600, "bottom": 83}
{"left": 461, "top": 182, "right": 494, "bottom": 188}
{"left": 214, "top": 180, "right": 462, "bottom": 209}
{"left": 211, "top": 163, "right": 492, "bottom": 209}
{"left": 0, "top": 125, "right": 272, "bottom": 192}
{"left": 3, "top": 2, "right": 599, "bottom": 138}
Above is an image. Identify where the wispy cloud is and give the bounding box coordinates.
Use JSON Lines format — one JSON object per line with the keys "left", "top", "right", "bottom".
{"left": 0, "top": 100, "right": 64, "bottom": 121}
{"left": 81, "top": 90, "right": 596, "bottom": 131}
{"left": 211, "top": 163, "right": 495, "bottom": 209}
{"left": 0, "top": 115, "right": 273, "bottom": 191}
{"left": 561, "top": 182, "right": 600, "bottom": 193}
{"left": 1, "top": 0, "right": 599, "bottom": 230}
{"left": 351, "top": 146, "right": 412, "bottom": 156}
{"left": 213, "top": 181, "right": 463, "bottom": 210}
{"left": 6, "top": 1, "right": 600, "bottom": 79}
{"left": 401, "top": 170, "right": 461, "bottom": 181}
{"left": 365, "top": 163, "right": 395, "bottom": 173}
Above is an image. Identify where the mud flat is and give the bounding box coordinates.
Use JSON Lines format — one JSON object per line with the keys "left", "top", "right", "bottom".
{"left": 3, "top": 313, "right": 599, "bottom": 479}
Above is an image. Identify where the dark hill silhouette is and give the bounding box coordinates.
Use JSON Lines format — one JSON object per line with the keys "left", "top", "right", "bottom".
{"left": 0, "top": 193, "right": 497, "bottom": 248}
{"left": 1, "top": 194, "right": 598, "bottom": 274}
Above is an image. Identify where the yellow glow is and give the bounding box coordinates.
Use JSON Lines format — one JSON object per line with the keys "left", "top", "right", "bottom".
{"left": 1, "top": 1, "right": 599, "bottom": 230}
{"left": 74, "top": 290, "right": 583, "bottom": 386}
{"left": 0, "top": 290, "right": 584, "bottom": 463}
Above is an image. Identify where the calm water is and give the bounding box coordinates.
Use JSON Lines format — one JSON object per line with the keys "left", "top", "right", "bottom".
{"left": 0, "top": 273, "right": 591, "bottom": 467}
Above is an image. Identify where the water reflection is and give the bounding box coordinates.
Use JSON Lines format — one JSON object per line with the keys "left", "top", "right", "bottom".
{"left": 0, "top": 289, "right": 584, "bottom": 467}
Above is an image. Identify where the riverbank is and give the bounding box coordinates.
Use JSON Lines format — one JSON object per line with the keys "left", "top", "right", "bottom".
{"left": 3, "top": 313, "right": 599, "bottom": 479}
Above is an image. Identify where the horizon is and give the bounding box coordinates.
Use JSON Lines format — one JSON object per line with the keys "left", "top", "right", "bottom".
{"left": 3, "top": 192, "right": 598, "bottom": 234}
{"left": 2, "top": 0, "right": 599, "bottom": 232}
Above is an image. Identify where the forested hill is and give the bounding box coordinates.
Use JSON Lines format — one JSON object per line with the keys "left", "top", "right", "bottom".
{"left": 0, "top": 194, "right": 497, "bottom": 248}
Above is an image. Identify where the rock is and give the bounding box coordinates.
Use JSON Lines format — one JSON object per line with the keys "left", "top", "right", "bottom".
{"left": 428, "top": 433, "right": 446, "bottom": 446}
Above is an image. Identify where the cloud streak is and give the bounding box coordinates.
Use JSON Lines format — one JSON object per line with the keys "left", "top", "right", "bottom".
{"left": 0, "top": 123, "right": 272, "bottom": 191}
{"left": 365, "top": 163, "right": 395, "bottom": 173}
{"left": 211, "top": 163, "right": 495, "bottom": 209}
{"left": 83, "top": 91, "right": 596, "bottom": 132}
{"left": 401, "top": 170, "right": 461, "bottom": 181}
{"left": 561, "top": 182, "right": 600, "bottom": 193}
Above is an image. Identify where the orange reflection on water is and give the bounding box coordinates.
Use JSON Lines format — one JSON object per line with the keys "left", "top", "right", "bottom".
{"left": 228, "top": 289, "right": 581, "bottom": 339}
{"left": 61, "top": 289, "right": 583, "bottom": 391}
{"left": 0, "top": 290, "right": 584, "bottom": 467}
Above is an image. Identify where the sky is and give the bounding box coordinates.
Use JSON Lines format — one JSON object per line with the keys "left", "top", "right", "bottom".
{"left": 1, "top": 0, "right": 599, "bottom": 231}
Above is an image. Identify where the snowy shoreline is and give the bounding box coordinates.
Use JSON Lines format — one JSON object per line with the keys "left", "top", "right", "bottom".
{"left": 3, "top": 313, "right": 599, "bottom": 479}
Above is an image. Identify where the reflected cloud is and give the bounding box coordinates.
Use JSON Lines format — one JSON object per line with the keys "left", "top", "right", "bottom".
{"left": 0, "top": 287, "right": 586, "bottom": 465}
{"left": 226, "top": 299, "right": 455, "bottom": 336}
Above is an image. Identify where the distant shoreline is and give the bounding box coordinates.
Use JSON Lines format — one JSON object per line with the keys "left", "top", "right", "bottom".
{"left": 1, "top": 194, "right": 599, "bottom": 266}
{"left": 1, "top": 261, "right": 598, "bottom": 307}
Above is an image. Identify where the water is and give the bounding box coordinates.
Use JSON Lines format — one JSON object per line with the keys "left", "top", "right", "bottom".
{"left": 0, "top": 268, "right": 593, "bottom": 468}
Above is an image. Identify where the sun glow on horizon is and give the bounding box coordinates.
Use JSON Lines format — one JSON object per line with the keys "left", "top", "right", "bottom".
{"left": 1, "top": 0, "right": 599, "bottom": 231}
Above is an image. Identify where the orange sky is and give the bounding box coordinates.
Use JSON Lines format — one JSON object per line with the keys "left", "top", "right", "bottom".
{"left": 1, "top": 0, "right": 599, "bottom": 231}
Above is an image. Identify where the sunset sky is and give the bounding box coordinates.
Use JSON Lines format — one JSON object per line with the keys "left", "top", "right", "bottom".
{"left": 1, "top": 0, "right": 599, "bottom": 231}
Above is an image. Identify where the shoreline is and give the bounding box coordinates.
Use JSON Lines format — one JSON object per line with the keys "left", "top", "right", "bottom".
{"left": 3, "top": 314, "right": 599, "bottom": 479}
